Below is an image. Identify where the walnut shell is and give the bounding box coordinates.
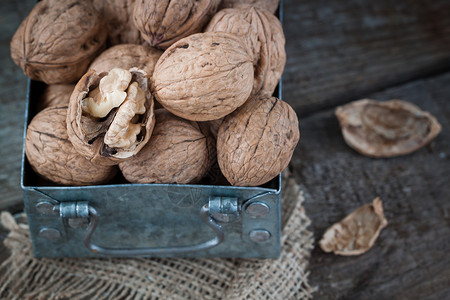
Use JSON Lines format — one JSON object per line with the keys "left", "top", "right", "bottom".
{"left": 217, "top": 94, "right": 300, "bottom": 186}
{"left": 152, "top": 32, "right": 254, "bottom": 121}
{"left": 205, "top": 6, "right": 286, "bottom": 96}
{"left": 319, "top": 197, "right": 388, "bottom": 256}
{"left": 89, "top": 44, "right": 162, "bottom": 76}
{"left": 67, "top": 68, "right": 155, "bottom": 165}
{"left": 93, "top": 0, "right": 144, "bottom": 45}
{"left": 335, "top": 99, "right": 442, "bottom": 157}
{"left": 37, "top": 84, "right": 75, "bottom": 112}
{"left": 120, "top": 109, "right": 215, "bottom": 184}
{"left": 133, "top": 0, "right": 221, "bottom": 49}
{"left": 219, "top": 0, "right": 280, "bottom": 14}
{"left": 25, "top": 106, "right": 117, "bottom": 185}
{"left": 10, "top": 0, "right": 106, "bottom": 84}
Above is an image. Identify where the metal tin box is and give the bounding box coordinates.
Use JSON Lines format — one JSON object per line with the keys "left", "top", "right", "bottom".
{"left": 21, "top": 4, "right": 284, "bottom": 259}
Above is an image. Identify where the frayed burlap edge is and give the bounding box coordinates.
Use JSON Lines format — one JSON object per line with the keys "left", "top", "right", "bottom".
{"left": 0, "top": 171, "right": 314, "bottom": 300}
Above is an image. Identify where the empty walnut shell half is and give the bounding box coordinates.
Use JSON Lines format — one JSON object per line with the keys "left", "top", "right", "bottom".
{"left": 36, "top": 84, "right": 75, "bottom": 112}
{"left": 319, "top": 197, "right": 388, "bottom": 256}
{"left": 120, "top": 109, "right": 215, "bottom": 184}
{"left": 89, "top": 44, "right": 162, "bottom": 76}
{"left": 10, "top": 0, "right": 106, "bottom": 84}
{"left": 67, "top": 68, "right": 155, "bottom": 165}
{"left": 205, "top": 6, "right": 286, "bottom": 96}
{"left": 133, "top": 0, "right": 221, "bottom": 49}
{"left": 335, "top": 99, "right": 442, "bottom": 157}
{"left": 217, "top": 94, "right": 300, "bottom": 186}
{"left": 219, "top": 0, "right": 280, "bottom": 14}
{"left": 152, "top": 32, "right": 254, "bottom": 121}
{"left": 93, "top": 0, "right": 144, "bottom": 45}
{"left": 25, "top": 106, "right": 117, "bottom": 185}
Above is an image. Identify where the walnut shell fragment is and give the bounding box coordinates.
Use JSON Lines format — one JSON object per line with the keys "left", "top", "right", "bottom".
{"left": 335, "top": 99, "right": 442, "bottom": 157}
{"left": 67, "top": 68, "right": 155, "bottom": 165}
{"left": 25, "top": 106, "right": 117, "bottom": 185}
{"left": 205, "top": 6, "right": 286, "bottom": 96}
{"left": 93, "top": 0, "right": 143, "bottom": 45}
{"left": 219, "top": 0, "right": 280, "bottom": 14}
{"left": 37, "top": 84, "right": 75, "bottom": 112}
{"left": 319, "top": 197, "right": 388, "bottom": 256}
{"left": 10, "top": 0, "right": 106, "bottom": 84}
{"left": 89, "top": 44, "right": 162, "bottom": 76}
{"left": 152, "top": 32, "right": 254, "bottom": 121}
{"left": 133, "top": 0, "right": 221, "bottom": 49}
{"left": 120, "top": 109, "right": 215, "bottom": 184}
{"left": 217, "top": 94, "right": 300, "bottom": 186}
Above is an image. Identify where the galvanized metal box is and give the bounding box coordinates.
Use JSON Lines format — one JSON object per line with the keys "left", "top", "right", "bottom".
{"left": 21, "top": 3, "right": 284, "bottom": 259}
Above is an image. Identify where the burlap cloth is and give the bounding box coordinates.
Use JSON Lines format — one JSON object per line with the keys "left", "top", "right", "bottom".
{"left": 0, "top": 172, "right": 314, "bottom": 300}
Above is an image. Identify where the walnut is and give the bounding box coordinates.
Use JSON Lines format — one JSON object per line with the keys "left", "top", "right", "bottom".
{"left": 205, "top": 6, "right": 286, "bottom": 96}
{"left": 335, "top": 99, "right": 442, "bottom": 157}
{"left": 219, "top": 0, "right": 280, "bottom": 14}
{"left": 152, "top": 32, "right": 254, "bottom": 121}
{"left": 93, "top": 0, "right": 144, "bottom": 45}
{"left": 319, "top": 197, "right": 388, "bottom": 256}
{"left": 67, "top": 68, "right": 155, "bottom": 165}
{"left": 37, "top": 84, "right": 75, "bottom": 112}
{"left": 120, "top": 109, "right": 215, "bottom": 184}
{"left": 133, "top": 0, "right": 221, "bottom": 49}
{"left": 25, "top": 106, "right": 117, "bottom": 185}
{"left": 217, "top": 94, "right": 300, "bottom": 186}
{"left": 10, "top": 0, "right": 106, "bottom": 84}
{"left": 89, "top": 44, "right": 162, "bottom": 76}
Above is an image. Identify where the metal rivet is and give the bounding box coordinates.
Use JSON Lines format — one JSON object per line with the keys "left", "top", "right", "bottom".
{"left": 249, "top": 229, "right": 271, "bottom": 242}
{"left": 38, "top": 228, "right": 61, "bottom": 240}
{"left": 245, "top": 201, "right": 270, "bottom": 218}
{"left": 36, "top": 201, "right": 56, "bottom": 215}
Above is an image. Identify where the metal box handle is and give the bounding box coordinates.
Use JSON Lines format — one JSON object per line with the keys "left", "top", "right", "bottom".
{"left": 83, "top": 204, "right": 224, "bottom": 256}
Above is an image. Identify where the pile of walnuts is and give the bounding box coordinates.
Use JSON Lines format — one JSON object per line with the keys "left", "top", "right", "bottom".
{"left": 13, "top": 0, "right": 300, "bottom": 187}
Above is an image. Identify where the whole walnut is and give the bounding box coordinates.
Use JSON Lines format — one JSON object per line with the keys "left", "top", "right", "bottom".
{"left": 133, "top": 0, "right": 221, "bottom": 49}
{"left": 25, "top": 106, "right": 117, "bottom": 185}
{"left": 120, "top": 109, "right": 215, "bottom": 184}
{"left": 89, "top": 44, "right": 162, "bottom": 76}
{"left": 93, "top": 0, "right": 144, "bottom": 45}
{"left": 205, "top": 6, "right": 286, "bottom": 96}
{"left": 219, "top": 0, "right": 280, "bottom": 14}
{"left": 152, "top": 32, "right": 254, "bottom": 121}
{"left": 37, "top": 84, "right": 75, "bottom": 112}
{"left": 217, "top": 94, "right": 300, "bottom": 186}
{"left": 10, "top": 0, "right": 106, "bottom": 84}
{"left": 67, "top": 68, "right": 155, "bottom": 165}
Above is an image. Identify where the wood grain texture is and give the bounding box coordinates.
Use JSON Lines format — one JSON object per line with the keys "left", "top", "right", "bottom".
{"left": 0, "top": 0, "right": 35, "bottom": 211}
{"left": 291, "top": 72, "right": 450, "bottom": 299}
{"left": 283, "top": 0, "right": 450, "bottom": 114}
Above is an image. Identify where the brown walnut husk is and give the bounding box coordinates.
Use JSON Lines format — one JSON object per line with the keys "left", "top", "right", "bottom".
{"left": 219, "top": 0, "right": 280, "bottom": 14}
{"left": 335, "top": 99, "right": 442, "bottom": 157}
{"left": 67, "top": 68, "right": 155, "bottom": 165}
{"left": 217, "top": 94, "right": 300, "bottom": 186}
{"left": 205, "top": 6, "right": 286, "bottom": 96}
{"left": 152, "top": 32, "right": 254, "bottom": 121}
{"left": 120, "top": 109, "right": 215, "bottom": 184}
{"left": 10, "top": 0, "right": 106, "bottom": 84}
{"left": 133, "top": 0, "right": 221, "bottom": 49}
{"left": 319, "top": 197, "right": 388, "bottom": 256}
{"left": 93, "top": 0, "right": 144, "bottom": 45}
{"left": 37, "top": 84, "right": 75, "bottom": 112}
{"left": 25, "top": 106, "right": 117, "bottom": 185}
{"left": 89, "top": 44, "right": 162, "bottom": 76}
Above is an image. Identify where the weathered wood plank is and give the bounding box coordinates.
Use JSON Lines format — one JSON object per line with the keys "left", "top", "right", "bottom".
{"left": 283, "top": 0, "right": 450, "bottom": 114}
{"left": 291, "top": 72, "right": 450, "bottom": 299}
{"left": 0, "top": 0, "right": 35, "bottom": 211}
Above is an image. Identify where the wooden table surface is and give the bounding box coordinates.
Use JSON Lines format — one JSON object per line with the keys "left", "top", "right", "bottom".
{"left": 1, "top": 0, "right": 449, "bottom": 299}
